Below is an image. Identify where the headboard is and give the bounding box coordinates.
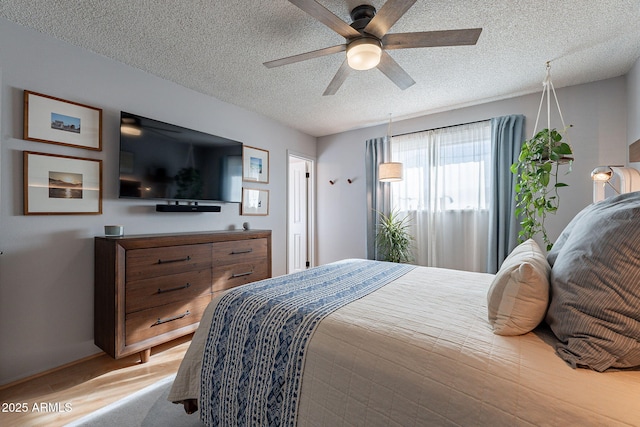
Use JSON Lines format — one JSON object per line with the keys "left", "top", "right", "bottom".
{"left": 630, "top": 139, "right": 640, "bottom": 162}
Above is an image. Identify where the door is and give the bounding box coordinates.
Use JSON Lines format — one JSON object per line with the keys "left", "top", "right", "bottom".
{"left": 287, "top": 153, "right": 314, "bottom": 273}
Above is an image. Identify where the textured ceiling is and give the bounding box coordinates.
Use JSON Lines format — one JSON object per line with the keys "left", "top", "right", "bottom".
{"left": 2, "top": 0, "right": 640, "bottom": 137}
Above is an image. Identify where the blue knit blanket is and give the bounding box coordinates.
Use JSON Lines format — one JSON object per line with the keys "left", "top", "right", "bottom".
{"left": 200, "top": 259, "right": 415, "bottom": 427}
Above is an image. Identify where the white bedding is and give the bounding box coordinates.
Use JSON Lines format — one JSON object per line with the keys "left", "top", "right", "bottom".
{"left": 169, "top": 265, "right": 640, "bottom": 426}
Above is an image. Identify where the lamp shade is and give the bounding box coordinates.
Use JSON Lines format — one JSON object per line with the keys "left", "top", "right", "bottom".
{"left": 379, "top": 162, "right": 403, "bottom": 182}
{"left": 347, "top": 38, "right": 382, "bottom": 71}
{"left": 591, "top": 166, "right": 613, "bottom": 182}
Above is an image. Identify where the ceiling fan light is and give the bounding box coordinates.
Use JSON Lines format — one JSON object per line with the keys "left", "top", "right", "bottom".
{"left": 347, "top": 38, "right": 382, "bottom": 70}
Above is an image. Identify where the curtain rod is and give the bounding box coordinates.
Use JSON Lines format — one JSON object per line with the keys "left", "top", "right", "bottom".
{"left": 392, "top": 118, "right": 491, "bottom": 138}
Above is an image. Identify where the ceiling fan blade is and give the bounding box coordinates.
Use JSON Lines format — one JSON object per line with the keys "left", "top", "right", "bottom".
{"left": 377, "top": 51, "right": 415, "bottom": 90}
{"left": 383, "top": 28, "right": 482, "bottom": 50}
{"left": 264, "top": 44, "right": 346, "bottom": 68}
{"left": 288, "top": 0, "right": 361, "bottom": 39}
{"left": 363, "top": 0, "right": 417, "bottom": 39}
{"left": 323, "top": 59, "right": 352, "bottom": 96}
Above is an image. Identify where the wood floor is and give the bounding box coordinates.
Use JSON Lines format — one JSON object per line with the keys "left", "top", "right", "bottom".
{"left": 0, "top": 335, "right": 192, "bottom": 427}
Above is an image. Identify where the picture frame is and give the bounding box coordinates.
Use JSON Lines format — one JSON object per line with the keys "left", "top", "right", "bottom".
{"left": 24, "top": 151, "right": 102, "bottom": 215}
{"left": 24, "top": 90, "right": 102, "bottom": 151}
{"left": 241, "top": 188, "right": 269, "bottom": 216}
{"left": 242, "top": 145, "right": 269, "bottom": 183}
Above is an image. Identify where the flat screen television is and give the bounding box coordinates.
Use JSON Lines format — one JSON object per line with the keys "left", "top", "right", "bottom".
{"left": 118, "top": 112, "right": 243, "bottom": 203}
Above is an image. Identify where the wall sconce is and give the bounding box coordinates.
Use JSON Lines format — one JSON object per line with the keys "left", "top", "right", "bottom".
{"left": 591, "top": 166, "right": 640, "bottom": 202}
{"left": 379, "top": 162, "right": 403, "bottom": 182}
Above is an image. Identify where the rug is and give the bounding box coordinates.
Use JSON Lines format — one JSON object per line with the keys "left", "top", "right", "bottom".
{"left": 65, "top": 374, "right": 203, "bottom": 427}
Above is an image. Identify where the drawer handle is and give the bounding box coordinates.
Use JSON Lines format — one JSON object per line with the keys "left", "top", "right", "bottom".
{"left": 153, "top": 310, "right": 190, "bottom": 326}
{"left": 231, "top": 271, "right": 253, "bottom": 278}
{"left": 157, "top": 255, "right": 191, "bottom": 264}
{"left": 157, "top": 283, "right": 191, "bottom": 294}
{"left": 231, "top": 248, "right": 253, "bottom": 255}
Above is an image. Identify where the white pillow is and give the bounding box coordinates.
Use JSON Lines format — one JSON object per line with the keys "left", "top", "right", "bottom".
{"left": 487, "top": 239, "right": 551, "bottom": 336}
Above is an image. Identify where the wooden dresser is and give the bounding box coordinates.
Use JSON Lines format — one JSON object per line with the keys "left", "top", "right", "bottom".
{"left": 94, "top": 230, "right": 271, "bottom": 362}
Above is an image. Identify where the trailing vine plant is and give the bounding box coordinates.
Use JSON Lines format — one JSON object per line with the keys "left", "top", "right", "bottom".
{"left": 510, "top": 127, "right": 573, "bottom": 251}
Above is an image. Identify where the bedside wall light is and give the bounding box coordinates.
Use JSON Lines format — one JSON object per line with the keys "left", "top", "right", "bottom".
{"left": 590, "top": 166, "right": 613, "bottom": 183}
{"left": 591, "top": 165, "right": 640, "bottom": 202}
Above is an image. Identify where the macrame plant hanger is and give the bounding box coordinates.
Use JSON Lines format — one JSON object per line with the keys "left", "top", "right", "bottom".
{"left": 532, "top": 61, "right": 573, "bottom": 162}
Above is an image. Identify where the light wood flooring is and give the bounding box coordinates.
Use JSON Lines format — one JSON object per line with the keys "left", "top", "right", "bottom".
{"left": 0, "top": 335, "right": 192, "bottom": 427}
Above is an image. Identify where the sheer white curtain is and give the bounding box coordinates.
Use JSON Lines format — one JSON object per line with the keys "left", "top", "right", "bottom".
{"left": 391, "top": 121, "right": 492, "bottom": 272}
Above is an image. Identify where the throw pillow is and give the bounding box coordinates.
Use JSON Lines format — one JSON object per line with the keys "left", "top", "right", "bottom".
{"left": 487, "top": 239, "right": 551, "bottom": 336}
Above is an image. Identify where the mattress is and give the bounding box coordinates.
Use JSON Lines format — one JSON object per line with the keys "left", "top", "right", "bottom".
{"left": 168, "top": 262, "right": 640, "bottom": 426}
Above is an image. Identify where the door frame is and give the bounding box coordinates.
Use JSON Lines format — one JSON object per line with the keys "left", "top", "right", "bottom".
{"left": 286, "top": 150, "right": 316, "bottom": 273}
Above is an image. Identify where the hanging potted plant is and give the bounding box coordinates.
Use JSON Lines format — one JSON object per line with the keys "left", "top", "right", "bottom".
{"left": 375, "top": 209, "right": 414, "bottom": 263}
{"left": 511, "top": 62, "right": 574, "bottom": 251}
{"left": 511, "top": 127, "right": 573, "bottom": 251}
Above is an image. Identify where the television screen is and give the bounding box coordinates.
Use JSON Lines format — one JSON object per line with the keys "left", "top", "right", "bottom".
{"left": 118, "top": 112, "right": 243, "bottom": 203}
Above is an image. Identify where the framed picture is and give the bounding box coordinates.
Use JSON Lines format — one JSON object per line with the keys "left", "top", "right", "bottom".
{"left": 242, "top": 145, "right": 269, "bottom": 183}
{"left": 241, "top": 188, "right": 269, "bottom": 216}
{"left": 24, "top": 90, "right": 102, "bottom": 151}
{"left": 24, "top": 151, "right": 102, "bottom": 215}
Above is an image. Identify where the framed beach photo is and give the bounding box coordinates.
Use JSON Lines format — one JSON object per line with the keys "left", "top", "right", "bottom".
{"left": 24, "top": 151, "right": 102, "bottom": 215}
{"left": 242, "top": 145, "right": 269, "bottom": 183}
{"left": 241, "top": 187, "right": 269, "bottom": 216}
{"left": 24, "top": 90, "right": 102, "bottom": 151}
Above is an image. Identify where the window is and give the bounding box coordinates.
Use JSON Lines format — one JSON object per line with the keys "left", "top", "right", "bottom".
{"left": 390, "top": 121, "right": 492, "bottom": 271}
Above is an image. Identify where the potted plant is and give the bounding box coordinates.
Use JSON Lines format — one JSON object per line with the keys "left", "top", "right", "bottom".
{"left": 510, "top": 127, "right": 573, "bottom": 251}
{"left": 376, "top": 209, "right": 414, "bottom": 263}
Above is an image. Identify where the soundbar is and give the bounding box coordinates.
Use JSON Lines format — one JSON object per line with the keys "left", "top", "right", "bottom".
{"left": 156, "top": 204, "right": 221, "bottom": 213}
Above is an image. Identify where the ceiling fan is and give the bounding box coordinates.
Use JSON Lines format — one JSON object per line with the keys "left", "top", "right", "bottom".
{"left": 264, "top": 0, "right": 482, "bottom": 95}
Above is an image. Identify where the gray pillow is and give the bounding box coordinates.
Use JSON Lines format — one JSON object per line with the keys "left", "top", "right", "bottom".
{"left": 545, "top": 191, "right": 640, "bottom": 371}
{"left": 546, "top": 202, "right": 596, "bottom": 266}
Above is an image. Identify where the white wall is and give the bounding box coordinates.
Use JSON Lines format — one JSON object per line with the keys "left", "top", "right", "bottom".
{"left": 316, "top": 77, "right": 629, "bottom": 265}
{"left": 0, "top": 18, "right": 316, "bottom": 385}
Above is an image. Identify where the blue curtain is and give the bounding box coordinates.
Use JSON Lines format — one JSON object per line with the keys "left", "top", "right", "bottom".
{"left": 365, "top": 137, "right": 391, "bottom": 260}
{"left": 487, "top": 115, "right": 525, "bottom": 273}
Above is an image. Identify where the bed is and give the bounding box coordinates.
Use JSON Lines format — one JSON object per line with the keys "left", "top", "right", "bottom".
{"left": 168, "top": 192, "right": 640, "bottom": 426}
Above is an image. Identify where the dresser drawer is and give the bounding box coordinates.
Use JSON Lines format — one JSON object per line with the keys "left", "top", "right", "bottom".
{"left": 126, "top": 244, "right": 212, "bottom": 281}
{"left": 212, "top": 238, "right": 268, "bottom": 266}
{"left": 212, "top": 261, "right": 270, "bottom": 292}
{"left": 95, "top": 230, "right": 271, "bottom": 360}
{"left": 125, "top": 269, "right": 212, "bottom": 314}
{"left": 125, "top": 295, "right": 211, "bottom": 345}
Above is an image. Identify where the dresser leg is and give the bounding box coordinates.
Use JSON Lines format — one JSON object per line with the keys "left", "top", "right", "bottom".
{"left": 140, "top": 349, "right": 151, "bottom": 363}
